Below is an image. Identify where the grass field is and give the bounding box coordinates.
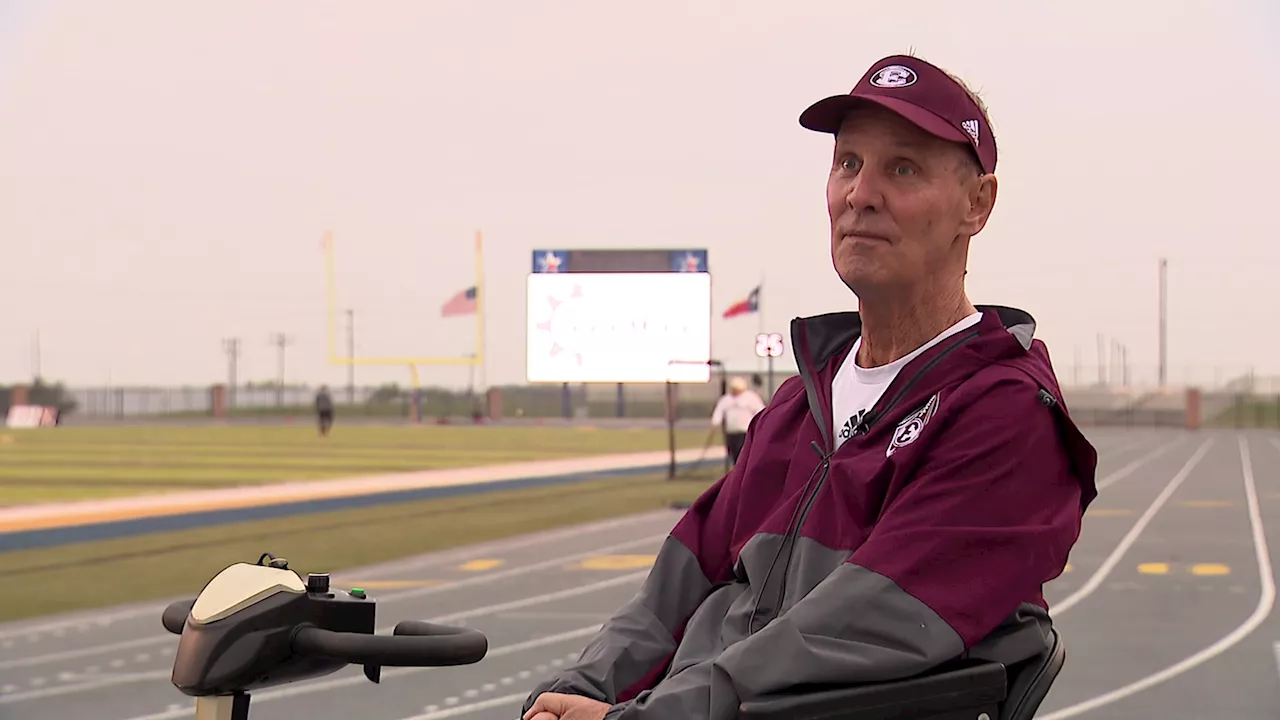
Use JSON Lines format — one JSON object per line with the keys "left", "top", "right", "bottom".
{"left": 0, "top": 424, "right": 710, "bottom": 506}
{"left": 1209, "top": 399, "right": 1280, "bottom": 429}
{"left": 0, "top": 467, "right": 721, "bottom": 622}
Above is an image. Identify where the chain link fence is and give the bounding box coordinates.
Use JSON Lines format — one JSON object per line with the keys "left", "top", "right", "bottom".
{"left": 18, "top": 364, "right": 1280, "bottom": 430}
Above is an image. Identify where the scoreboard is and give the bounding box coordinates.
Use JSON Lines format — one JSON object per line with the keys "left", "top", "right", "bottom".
{"left": 526, "top": 248, "right": 712, "bottom": 383}
{"left": 532, "top": 248, "right": 708, "bottom": 274}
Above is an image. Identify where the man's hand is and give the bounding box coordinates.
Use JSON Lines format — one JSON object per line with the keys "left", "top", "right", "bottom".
{"left": 522, "top": 692, "right": 611, "bottom": 720}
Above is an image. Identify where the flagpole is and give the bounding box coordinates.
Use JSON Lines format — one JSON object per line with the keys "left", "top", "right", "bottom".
{"left": 757, "top": 274, "right": 765, "bottom": 373}
{"left": 758, "top": 273, "right": 765, "bottom": 335}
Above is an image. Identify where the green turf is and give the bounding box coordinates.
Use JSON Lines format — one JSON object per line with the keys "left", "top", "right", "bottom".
{"left": 0, "top": 425, "right": 710, "bottom": 505}
{"left": 1207, "top": 399, "right": 1280, "bottom": 429}
{"left": 0, "top": 467, "right": 722, "bottom": 622}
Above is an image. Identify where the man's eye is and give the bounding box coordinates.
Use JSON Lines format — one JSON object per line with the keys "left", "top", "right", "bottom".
{"left": 839, "top": 158, "right": 859, "bottom": 171}
{"left": 894, "top": 165, "right": 917, "bottom": 176}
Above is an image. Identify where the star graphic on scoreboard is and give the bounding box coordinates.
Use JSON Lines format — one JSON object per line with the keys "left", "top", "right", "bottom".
{"left": 537, "top": 251, "right": 563, "bottom": 273}
{"left": 535, "top": 284, "right": 586, "bottom": 365}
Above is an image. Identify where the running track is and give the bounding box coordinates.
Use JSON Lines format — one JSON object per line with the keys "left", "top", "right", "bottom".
{"left": 1, "top": 428, "right": 1278, "bottom": 719}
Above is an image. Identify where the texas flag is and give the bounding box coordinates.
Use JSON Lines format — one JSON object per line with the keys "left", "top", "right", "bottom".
{"left": 441, "top": 286, "right": 478, "bottom": 317}
{"left": 723, "top": 286, "right": 760, "bottom": 319}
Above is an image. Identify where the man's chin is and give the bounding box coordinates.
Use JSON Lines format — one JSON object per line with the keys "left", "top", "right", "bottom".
{"left": 837, "top": 269, "right": 897, "bottom": 300}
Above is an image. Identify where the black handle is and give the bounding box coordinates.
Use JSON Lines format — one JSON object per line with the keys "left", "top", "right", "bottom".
{"left": 292, "top": 625, "right": 488, "bottom": 667}
{"left": 393, "top": 620, "right": 479, "bottom": 638}
{"left": 162, "top": 599, "right": 196, "bottom": 634}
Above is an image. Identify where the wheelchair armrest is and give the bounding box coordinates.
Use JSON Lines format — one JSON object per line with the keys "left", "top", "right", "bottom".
{"left": 737, "top": 660, "right": 1007, "bottom": 720}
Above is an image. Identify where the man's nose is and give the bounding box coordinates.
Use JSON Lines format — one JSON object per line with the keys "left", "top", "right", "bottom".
{"left": 844, "top": 169, "right": 885, "bottom": 211}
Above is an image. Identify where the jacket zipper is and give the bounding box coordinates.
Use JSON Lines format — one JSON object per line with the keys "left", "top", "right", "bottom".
{"left": 746, "top": 323, "right": 827, "bottom": 634}
{"left": 747, "top": 325, "right": 982, "bottom": 633}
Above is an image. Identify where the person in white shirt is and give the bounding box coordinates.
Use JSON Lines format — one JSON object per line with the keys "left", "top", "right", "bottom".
{"left": 709, "top": 376, "right": 766, "bottom": 465}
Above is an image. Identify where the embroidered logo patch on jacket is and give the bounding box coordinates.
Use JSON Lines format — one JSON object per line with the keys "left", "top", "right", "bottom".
{"left": 887, "top": 393, "right": 940, "bottom": 457}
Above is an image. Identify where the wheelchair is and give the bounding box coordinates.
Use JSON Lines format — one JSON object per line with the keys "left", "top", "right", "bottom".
{"left": 738, "top": 627, "right": 1065, "bottom": 719}
{"left": 162, "top": 553, "right": 1064, "bottom": 720}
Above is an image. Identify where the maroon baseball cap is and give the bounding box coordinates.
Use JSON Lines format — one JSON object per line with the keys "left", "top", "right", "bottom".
{"left": 799, "top": 55, "right": 997, "bottom": 174}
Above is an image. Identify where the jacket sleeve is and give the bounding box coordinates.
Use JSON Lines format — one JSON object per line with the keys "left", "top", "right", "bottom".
{"left": 604, "top": 375, "right": 1093, "bottom": 719}
{"left": 520, "top": 383, "right": 788, "bottom": 717}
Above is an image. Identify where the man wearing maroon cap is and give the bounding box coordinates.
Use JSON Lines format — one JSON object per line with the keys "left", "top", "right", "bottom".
{"left": 523, "top": 55, "right": 1096, "bottom": 720}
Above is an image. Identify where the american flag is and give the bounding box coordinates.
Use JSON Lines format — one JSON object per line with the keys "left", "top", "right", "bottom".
{"left": 441, "top": 286, "right": 478, "bottom": 317}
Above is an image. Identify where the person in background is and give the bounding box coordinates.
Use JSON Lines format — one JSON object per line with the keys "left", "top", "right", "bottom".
{"left": 315, "top": 385, "right": 334, "bottom": 437}
{"left": 709, "top": 376, "right": 765, "bottom": 465}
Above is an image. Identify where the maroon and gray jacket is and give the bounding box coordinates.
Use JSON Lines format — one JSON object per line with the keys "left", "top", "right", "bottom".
{"left": 522, "top": 305, "right": 1099, "bottom": 719}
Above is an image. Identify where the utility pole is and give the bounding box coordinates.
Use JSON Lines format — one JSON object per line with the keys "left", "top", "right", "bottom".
{"left": 1096, "top": 334, "right": 1106, "bottom": 385}
{"left": 222, "top": 338, "right": 241, "bottom": 408}
{"left": 345, "top": 309, "right": 356, "bottom": 405}
{"left": 1111, "top": 338, "right": 1120, "bottom": 388}
{"left": 1158, "top": 258, "right": 1167, "bottom": 388}
{"left": 270, "top": 333, "right": 292, "bottom": 406}
{"left": 31, "top": 330, "right": 41, "bottom": 382}
{"left": 1109, "top": 339, "right": 1130, "bottom": 388}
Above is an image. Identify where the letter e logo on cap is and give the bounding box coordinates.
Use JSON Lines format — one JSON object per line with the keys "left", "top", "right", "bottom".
{"left": 870, "top": 65, "right": 917, "bottom": 88}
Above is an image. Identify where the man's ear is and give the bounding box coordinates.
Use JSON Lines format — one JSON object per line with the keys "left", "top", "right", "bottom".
{"left": 960, "top": 173, "right": 998, "bottom": 237}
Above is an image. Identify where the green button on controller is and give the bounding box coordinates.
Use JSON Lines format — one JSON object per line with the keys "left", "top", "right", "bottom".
{"left": 350, "top": 588, "right": 366, "bottom": 599}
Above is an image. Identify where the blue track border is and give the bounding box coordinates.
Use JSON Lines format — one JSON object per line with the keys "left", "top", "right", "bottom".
{"left": 1, "top": 457, "right": 725, "bottom": 552}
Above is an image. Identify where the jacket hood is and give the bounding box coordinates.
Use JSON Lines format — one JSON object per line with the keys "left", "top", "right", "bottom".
{"left": 790, "top": 304, "right": 1039, "bottom": 371}
{"left": 790, "top": 304, "right": 1098, "bottom": 509}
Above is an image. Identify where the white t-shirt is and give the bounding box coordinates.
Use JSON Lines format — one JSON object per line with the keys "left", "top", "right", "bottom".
{"left": 711, "top": 390, "right": 767, "bottom": 434}
{"left": 832, "top": 312, "right": 983, "bottom": 450}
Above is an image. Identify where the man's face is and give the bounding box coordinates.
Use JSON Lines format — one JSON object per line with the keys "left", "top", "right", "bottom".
{"left": 827, "top": 104, "right": 996, "bottom": 298}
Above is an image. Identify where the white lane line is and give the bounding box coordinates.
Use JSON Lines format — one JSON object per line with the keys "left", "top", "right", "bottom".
{"left": 119, "top": 625, "right": 607, "bottom": 720}
{"left": 1054, "top": 438, "right": 1212, "bottom": 617}
{"left": 1040, "top": 436, "right": 1276, "bottom": 719}
{"left": 498, "top": 611, "right": 609, "bottom": 620}
{"left": 375, "top": 535, "right": 664, "bottom": 606}
{"left": 0, "top": 572, "right": 647, "bottom": 704}
{"left": 341, "top": 510, "right": 675, "bottom": 578}
{"left": 0, "top": 634, "right": 172, "bottom": 673}
{"left": 1095, "top": 438, "right": 1181, "bottom": 492}
{"left": 378, "top": 571, "right": 648, "bottom": 633}
{"left": 403, "top": 692, "right": 528, "bottom": 719}
{"left": 0, "top": 670, "right": 171, "bottom": 704}
{"left": 1096, "top": 436, "right": 1164, "bottom": 464}
{"left": 0, "top": 509, "right": 674, "bottom": 642}
{"left": 0, "top": 605, "right": 170, "bottom": 642}
{"left": 2, "top": 533, "right": 666, "bottom": 670}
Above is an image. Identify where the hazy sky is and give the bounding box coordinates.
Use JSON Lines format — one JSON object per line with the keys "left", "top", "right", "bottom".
{"left": 0, "top": 0, "right": 1276, "bottom": 391}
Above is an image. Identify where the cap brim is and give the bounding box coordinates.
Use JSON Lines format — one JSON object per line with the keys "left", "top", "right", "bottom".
{"left": 799, "top": 94, "right": 968, "bottom": 145}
